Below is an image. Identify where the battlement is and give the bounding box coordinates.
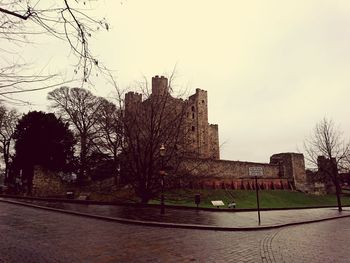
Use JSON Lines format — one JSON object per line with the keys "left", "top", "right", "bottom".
{"left": 153, "top": 75, "right": 167, "bottom": 79}
{"left": 196, "top": 88, "right": 207, "bottom": 94}
{"left": 209, "top": 124, "right": 219, "bottom": 130}
{"left": 125, "top": 91, "right": 142, "bottom": 102}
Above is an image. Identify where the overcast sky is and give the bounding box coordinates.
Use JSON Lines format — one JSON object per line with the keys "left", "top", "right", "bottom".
{"left": 7, "top": 0, "right": 350, "bottom": 164}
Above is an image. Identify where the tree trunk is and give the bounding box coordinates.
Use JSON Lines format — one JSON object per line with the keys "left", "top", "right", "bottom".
{"left": 332, "top": 161, "right": 342, "bottom": 212}
{"left": 3, "top": 149, "right": 8, "bottom": 184}
{"left": 79, "top": 134, "right": 88, "bottom": 184}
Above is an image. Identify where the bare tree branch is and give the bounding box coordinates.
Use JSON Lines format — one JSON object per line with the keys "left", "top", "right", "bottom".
{"left": 1, "top": 0, "right": 110, "bottom": 102}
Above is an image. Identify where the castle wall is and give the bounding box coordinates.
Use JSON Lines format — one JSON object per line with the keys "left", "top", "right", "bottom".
{"left": 181, "top": 158, "right": 280, "bottom": 179}
{"left": 179, "top": 158, "right": 292, "bottom": 189}
{"left": 179, "top": 152, "right": 306, "bottom": 190}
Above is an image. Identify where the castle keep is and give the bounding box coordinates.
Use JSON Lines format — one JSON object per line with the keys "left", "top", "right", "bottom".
{"left": 125, "top": 75, "right": 308, "bottom": 191}
{"left": 125, "top": 75, "right": 220, "bottom": 160}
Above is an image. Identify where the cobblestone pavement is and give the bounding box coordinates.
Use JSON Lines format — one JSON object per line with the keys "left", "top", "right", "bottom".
{"left": 0, "top": 202, "right": 350, "bottom": 263}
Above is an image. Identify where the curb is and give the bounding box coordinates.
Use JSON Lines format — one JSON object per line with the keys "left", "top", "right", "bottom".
{"left": 1, "top": 194, "right": 349, "bottom": 212}
{"left": 1, "top": 198, "right": 350, "bottom": 232}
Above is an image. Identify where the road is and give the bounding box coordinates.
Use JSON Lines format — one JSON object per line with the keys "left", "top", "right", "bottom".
{"left": 0, "top": 202, "right": 349, "bottom": 262}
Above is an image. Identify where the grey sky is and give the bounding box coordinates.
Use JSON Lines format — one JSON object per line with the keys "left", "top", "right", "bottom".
{"left": 5, "top": 0, "right": 350, "bottom": 164}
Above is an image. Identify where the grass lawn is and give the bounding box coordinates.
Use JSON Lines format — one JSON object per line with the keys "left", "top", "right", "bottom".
{"left": 149, "top": 189, "right": 350, "bottom": 209}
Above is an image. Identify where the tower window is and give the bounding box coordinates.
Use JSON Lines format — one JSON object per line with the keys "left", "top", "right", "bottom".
{"left": 202, "top": 100, "right": 205, "bottom": 104}
{"left": 191, "top": 106, "right": 195, "bottom": 112}
{"left": 192, "top": 113, "right": 195, "bottom": 119}
{"left": 192, "top": 126, "right": 195, "bottom": 131}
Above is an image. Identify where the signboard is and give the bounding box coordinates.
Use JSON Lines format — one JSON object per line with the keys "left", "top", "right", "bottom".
{"left": 211, "top": 200, "right": 225, "bottom": 207}
{"left": 249, "top": 167, "right": 264, "bottom": 177}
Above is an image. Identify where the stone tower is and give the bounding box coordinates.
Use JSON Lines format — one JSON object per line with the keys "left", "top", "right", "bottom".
{"left": 187, "top": 89, "right": 220, "bottom": 159}
{"left": 152, "top": 75, "right": 168, "bottom": 96}
{"left": 124, "top": 75, "right": 220, "bottom": 160}
{"left": 270, "top": 153, "right": 307, "bottom": 191}
{"left": 124, "top": 91, "right": 142, "bottom": 113}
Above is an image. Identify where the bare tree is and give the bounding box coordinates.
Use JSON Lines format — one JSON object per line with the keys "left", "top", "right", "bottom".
{"left": 93, "top": 97, "right": 123, "bottom": 181}
{"left": 304, "top": 117, "right": 350, "bottom": 212}
{"left": 0, "top": 0, "right": 110, "bottom": 100}
{"left": 119, "top": 77, "right": 191, "bottom": 203}
{"left": 47, "top": 86, "right": 103, "bottom": 183}
{"left": 0, "top": 104, "right": 19, "bottom": 182}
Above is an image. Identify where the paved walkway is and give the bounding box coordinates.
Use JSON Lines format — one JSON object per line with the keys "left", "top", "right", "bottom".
{"left": 1, "top": 201, "right": 350, "bottom": 262}
{"left": 1, "top": 197, "right": 350, "bottom": 229}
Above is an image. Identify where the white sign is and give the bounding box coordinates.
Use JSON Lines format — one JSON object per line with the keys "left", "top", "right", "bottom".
{"left": 211, "top": 200, "right": 225, "bottom": 207}
{"left": 249, "top": 167, "right": 264, "bottom": 177}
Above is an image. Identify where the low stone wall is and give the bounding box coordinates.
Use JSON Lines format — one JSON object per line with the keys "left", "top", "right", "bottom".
{"left": 31, "top": 166, "right": 119, "bottom": 198}
{"left": 78, "top": 177, "right": 118, "bottom": 194}
{"left": 32, "top": 166, "right": 66, "bottom": 197}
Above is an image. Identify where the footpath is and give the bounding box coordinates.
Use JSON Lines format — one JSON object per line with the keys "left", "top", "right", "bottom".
{"left": 0, "top": 196, "right": 350, "bottom": 231}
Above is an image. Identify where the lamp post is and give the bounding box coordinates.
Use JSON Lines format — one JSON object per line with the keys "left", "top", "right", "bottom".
{"left": 254, "top": 176, "right": 261, "bottom": 225}
{"left": 249, "top": 167, "right": 263, "bottom": 225}
{"left": 115, "top": 163, "right": 121, "bottom": 186}
{"left": 159, "top": 144, "right": 166, "bottom": 215}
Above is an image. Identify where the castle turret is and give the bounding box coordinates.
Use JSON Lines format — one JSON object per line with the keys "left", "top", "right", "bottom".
{"left": 125, "top": 91, "right": 142, "bottom": 113}
{"left": 209, "top": 124, "right": 220, "bottom": 159}
{"left": 152, "top": 75, "right": 168, "bottom": 96}
{"left": 270, "top": 153, "right": 307, "bottom": 191}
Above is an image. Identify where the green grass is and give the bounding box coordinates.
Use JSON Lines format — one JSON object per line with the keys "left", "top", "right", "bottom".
{"left": 149, "top": 189, "right": 350, "bottom": 209}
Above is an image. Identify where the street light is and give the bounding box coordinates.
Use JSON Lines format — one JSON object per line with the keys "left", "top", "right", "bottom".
{"left": 254, "top": 176, "right": 261, "bottom": 225}
{"left": 249, "top": 167, "right": 263, "bottom": 225}
{"left": 115, "top": 163, "right": 121, "bottom": 186}
{"left": 159, "top": 144, "right": 166, "bottom": 215}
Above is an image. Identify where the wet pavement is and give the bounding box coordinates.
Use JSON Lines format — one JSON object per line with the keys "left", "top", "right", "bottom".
{"left": 1, "top": 197, "right": 350, "bottom": 228}
{"left": 1, "top": 201, "right": 350, "bottom": 262}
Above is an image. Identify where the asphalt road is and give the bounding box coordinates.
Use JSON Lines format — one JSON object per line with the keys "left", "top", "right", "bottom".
{"left": 0, "top": 202, "right": 349, "bottom": 262}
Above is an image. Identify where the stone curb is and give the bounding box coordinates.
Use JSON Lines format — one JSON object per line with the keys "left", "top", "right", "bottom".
{"left": 1, "top": 198, "right": 350, "bottom": 232}
{"left": 1, "top": 194, "right": 349, "bottom": 212}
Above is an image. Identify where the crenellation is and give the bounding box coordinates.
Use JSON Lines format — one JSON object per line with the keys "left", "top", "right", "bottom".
{"left": 125, "top": 91, "right": 142, "bottom": 113}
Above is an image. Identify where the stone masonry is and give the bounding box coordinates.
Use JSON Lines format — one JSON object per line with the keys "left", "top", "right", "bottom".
{"left": 270, "top": 153, "right": 307, "bottom": 190}
{"left": 32, "top": 166, "right": 66, "bottom": 197}
{"left": 180, "top": 153, "right": 305, "bottom": 190}
{"left": 125, "top": 75, "right": 220, "bottom": 160}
